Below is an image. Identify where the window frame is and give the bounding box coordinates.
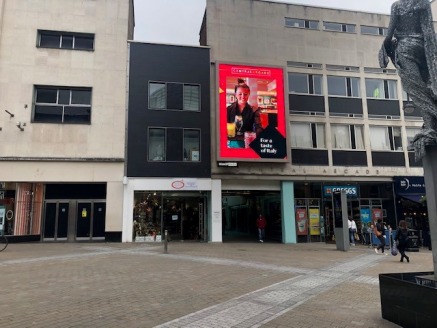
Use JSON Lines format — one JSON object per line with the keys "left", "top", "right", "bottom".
{"left": 288, "top": 72, "right": 323, "bottom": 95}
{"left": 183, "top": 129, "right": 201, "bottom": 161}
{"left": 369, "top": 126, "right": 403, "bottom": 151}
{"left": 360, "top": 25, "right": 388, "bottom": 36}
{"left": 331, "top": 124, "right": 364, "bottom": 150}
{"left": 323, "top": 21, "right": 356, "bottom": 33}
{"left": 365, "top": 78, "right": 398, "bottom": 99}
{"left": 147, "top": 127, "right": 202, "bottom": 163}
{"left": 37, "top": 30, "right": 95, "bottom": 51}
{"left": 285, "top": 17, "right": 319, "bottom": 30}
{"left": 148, "top": 81, "right": 201, "bottom": 112}
{"left": 33, "top": 86, "right": 92, "bottom": 124}
{"left": 290, "top": 122, "right": 326, "bottom": 149}
{"left": 148, "top": 127, "right": 167, "bottom": 162}
{"left": 327, "top": 76, "right": 361, "bottom": 98}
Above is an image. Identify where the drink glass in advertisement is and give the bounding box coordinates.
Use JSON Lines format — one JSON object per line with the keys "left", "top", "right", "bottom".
{"left": 244, "top": 132, "right": 256, "bottom": 148}
{"left": 260, "top": 112, "right": 269, "bottom": 128}
{"left": 227, "top": 123, "right": 236, "bottom": 137}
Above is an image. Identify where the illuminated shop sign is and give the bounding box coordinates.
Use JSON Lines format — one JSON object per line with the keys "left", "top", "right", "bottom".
{"left": 217, "top": 63, "right": 287, "bottom": 162}
{"left": 324, "top": 185, "right": 358, "bottom": 198}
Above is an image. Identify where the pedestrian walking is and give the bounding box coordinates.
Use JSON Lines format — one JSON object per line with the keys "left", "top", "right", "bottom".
{"left": 256, "top": 213, "right": 266, "bottom": 242}
{"left": 395, "top": 220, "right": 410, "bottom": 263}
{"left": 348, "top": 217, "right": 357, "bottom": 246}
{"left": 372, "top": 218, "right": 387, "bottom": 255}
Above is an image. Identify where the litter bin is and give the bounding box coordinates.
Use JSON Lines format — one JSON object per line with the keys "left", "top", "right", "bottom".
{"left": 406, "top": 229, "right": 420, "bottom": 252}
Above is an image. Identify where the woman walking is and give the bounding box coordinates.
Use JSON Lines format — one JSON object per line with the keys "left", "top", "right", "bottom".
{"left": 395, "top": 220, "right": 410, "bottom": 263}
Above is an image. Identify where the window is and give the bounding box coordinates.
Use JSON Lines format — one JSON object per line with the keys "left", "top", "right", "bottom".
{"left": 38, "top": 30, "right": 94, "bottom": 50}
{"left": 369, "top": 126, "right": 402, "bottom": 150}
{"left": 365, "top": 79, "right": 398, "bottom": 99}
{"left": 148, "top": 128, "right": 201, "bottom": 162}
{"left": 149, "top": 82, "right": 200, "bottom": 111}
{"left": 331, "top": 125, "right": 364, "bottom": 150}
{"left": 183, "top": 129, "right": 200, "bottom": 161}
{"left": 361, "top": 25, "right": 388, "bottom": 36}
{"left": 148, "top": 128, "right": 166, "bottom": 161}
{"left": 183, "top": 85, "right": 200, "bottom": 111}
{"left": 285, "top": 18, "right": 319, "bottom": 30}
{"left": 327, "top": 76, "right": 360, "bottom": 97}
{"left": 406, "top": 127, "right": 421, "bottom": 150}
{"left": 33, "top": 86, "right": 92, "bottom": 124}
{"left": 323, "top": 22, "right": 356, "bottom": 33}
{"left": 288, "top": 73, "right": 322, "bottom": 95}
{"left": 290, "top": 122, "right": 325, "bottom": 148}
{"left": 149, "top": 82, "right": 166, "bottom": 109}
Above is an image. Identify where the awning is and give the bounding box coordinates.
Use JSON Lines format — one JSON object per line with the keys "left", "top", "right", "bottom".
{"left": 399, "top": 195, "right": 425, "bottom": 204}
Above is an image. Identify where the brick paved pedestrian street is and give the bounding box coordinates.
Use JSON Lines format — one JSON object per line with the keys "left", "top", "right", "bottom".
{"left": 0, "top": 242, "right": 433, "bottom": 328}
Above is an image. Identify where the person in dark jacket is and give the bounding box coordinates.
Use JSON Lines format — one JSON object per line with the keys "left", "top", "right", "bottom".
{"left": 395, "top": 220, "right": 410, "bottom": 263}
{"left": 372, "top": 218, "right": 387, "bottom": 255}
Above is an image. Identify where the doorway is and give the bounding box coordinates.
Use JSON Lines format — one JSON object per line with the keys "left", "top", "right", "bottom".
{"left": 42, "top": 200, "right": 105, "bottom": 241}
{"left": 162, "top": 196, "right": 206, "bottom": 241}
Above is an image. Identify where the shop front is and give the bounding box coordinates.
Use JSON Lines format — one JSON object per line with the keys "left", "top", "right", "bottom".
{"left": 293, "top": 182, "right": 395, "bottom": 244}
{"left": 123, "top": 178, "right": 221, "bottom": 243}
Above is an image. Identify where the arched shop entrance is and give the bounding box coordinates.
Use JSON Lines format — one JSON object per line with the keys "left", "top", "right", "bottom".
{"left": 222, "top": 190, "right": 282, "bottom": 242}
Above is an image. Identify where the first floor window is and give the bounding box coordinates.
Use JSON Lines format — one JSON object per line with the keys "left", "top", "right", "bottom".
{"left": 183, "top": 129, "right": 200, "bottom": 161}
{"left": 148, "top": 128, "right": 166, "bottom": 161}
{"left": 33, "top": 86, "right": 92, "bottom": 124}
{"left": 290, "top": 122, "right": 325, "bottom": 148}
{"left": 331, "top": 124, "right": 364, "bottom": 150}
{"left": 369, "top": 126, "right": 402, "bottom": 150}
{"left": 406, "top": 127, "right": 421, "bottom": 150}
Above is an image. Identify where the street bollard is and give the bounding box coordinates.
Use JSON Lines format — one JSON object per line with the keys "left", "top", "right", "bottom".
{"left": 164, "top": 229, "right": 168, "bottom": 254}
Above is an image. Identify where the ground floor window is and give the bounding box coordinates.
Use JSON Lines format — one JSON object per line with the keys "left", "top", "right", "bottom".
{"left": 133, "top": 191, "right": 207, "bottom": 242}
{"left": 0, "top": 182, "right": 43, "bottom": 236}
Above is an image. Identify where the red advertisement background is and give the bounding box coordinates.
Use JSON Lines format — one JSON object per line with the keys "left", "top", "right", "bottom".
{"left": 218, "top": 63, "right": 286, "bottom": 160}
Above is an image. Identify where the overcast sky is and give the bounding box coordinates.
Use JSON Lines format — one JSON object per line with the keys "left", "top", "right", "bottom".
{"left": 133, "top": 0, "right": 397, "bottom": 45}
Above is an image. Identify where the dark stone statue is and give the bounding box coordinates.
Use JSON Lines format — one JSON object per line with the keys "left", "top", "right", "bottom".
{"left": 380, "top": 0, "right": 437, "bottom": 160}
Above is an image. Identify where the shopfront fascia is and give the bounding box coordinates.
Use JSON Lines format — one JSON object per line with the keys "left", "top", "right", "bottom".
{"left": 122, "top": 178, "right": 221, "bottom": 243}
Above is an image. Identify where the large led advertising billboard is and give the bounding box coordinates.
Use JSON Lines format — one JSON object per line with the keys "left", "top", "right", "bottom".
{"left": 218, "top": 63, "right": 287, "bottom": 162}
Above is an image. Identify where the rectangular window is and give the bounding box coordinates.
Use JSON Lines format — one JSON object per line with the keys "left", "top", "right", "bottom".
{"left": 369, "top": 126, "right": 403, "bottom": 150}
{"left": 323, "top": 22, "right": 356, "bottom": 33}
{"left": 148, "top": 128, "right": 202, "bottom": 162}
{"left": 288, "top": 73, "right": 322, "bottom": 95}
{"left": 285, "top": 18, "right": 319, "bottom": 30}
{"left": 290, "top": 122, "right": 325, "bottom": 149}
{"left": 360, "top": 25, "right": 388, "bottom": 36}
{"left": 148, "top": 128, "right": 166, "bottom": 161}
{"left": 149, "top": 82, "right": 201, "bottom": 111}
{"left": 406, "top": 127, "right": 421, "bottom": 150}
{"left": 365, "top": 78, "right": 398, "bottom": 99}
{"left": 183, "top": 85, "right": 200, "bottom": 111}
{"left": 327, "top": 76, "right": 360, "bottom": 97}
{"left": 33, "top": 86, "right": 92, "bottom": 124}
{"left": 183, "top": 129, "right": 200, "bottom": 161}
{"left": 331, "top": 124, "right": 364, "bottom": 150}
{"left": 38, "top": 30, "right": 94, "bottom": 50}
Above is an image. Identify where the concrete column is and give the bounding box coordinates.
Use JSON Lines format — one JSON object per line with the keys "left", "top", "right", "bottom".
{"left": 422, "top": 146, "right": 437, "bottom": 279}
{"left": 121, "top": 178, "right": 134, "bottom": 242}
{"left": 281, "top": 181, "right": 296, "bottom": 243}
{"left": 209, "top": 179, "right": 222, "bottom": 242}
